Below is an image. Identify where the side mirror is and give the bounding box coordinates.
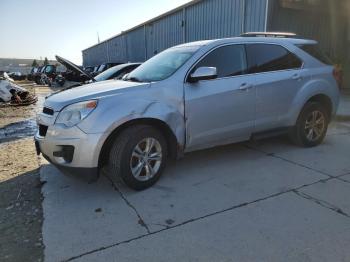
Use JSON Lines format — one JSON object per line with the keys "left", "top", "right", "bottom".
{"left": 188, "top": 67, "right": 217, "bottom": 83}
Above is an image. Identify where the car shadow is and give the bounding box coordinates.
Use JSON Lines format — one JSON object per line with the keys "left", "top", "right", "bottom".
{"left": 0, "top": 168, "right": 44, "bottom": 262}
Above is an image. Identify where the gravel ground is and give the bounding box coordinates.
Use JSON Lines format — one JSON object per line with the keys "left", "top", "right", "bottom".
{"left": 0, "top": 83, "right": 51, "bottom": 262}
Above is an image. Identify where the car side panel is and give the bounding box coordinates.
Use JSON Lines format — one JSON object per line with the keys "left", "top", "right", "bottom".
{"left": 253, "top": 68, "right": 312, "bottom": 132}
{"left": 184, "top": 76, "right": 256, "bottom": 151}
{"left": 285, "top": 66, "right": 339, "bottom": 126}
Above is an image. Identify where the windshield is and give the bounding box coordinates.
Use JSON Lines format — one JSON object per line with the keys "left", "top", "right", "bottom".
{"left": 95, "top": 64, "right": 126, "bottom": 81}
{"left": 45, "top": 65, "right": 54, "bottom": 73}
{"left": 126, "top": 46, "right": 199, "bottom": 82}
{"left": 98, "top": 64, "right": 106, "bottom": 72}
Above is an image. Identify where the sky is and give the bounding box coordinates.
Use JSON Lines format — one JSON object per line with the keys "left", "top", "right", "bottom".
{"left": 0, "top": 0, "right": 191, "bottom": 65}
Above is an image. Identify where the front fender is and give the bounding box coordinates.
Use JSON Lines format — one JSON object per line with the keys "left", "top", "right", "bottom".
{"left": 78, "top": 97, "right": 185, "bottom": 147}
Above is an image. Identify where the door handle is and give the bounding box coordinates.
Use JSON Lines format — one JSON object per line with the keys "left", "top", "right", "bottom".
{"left": 291, "top": 73, "right": 302, "bottom": 81}
{"left": 239, "top": 83, "right": 253, "bottom": 91}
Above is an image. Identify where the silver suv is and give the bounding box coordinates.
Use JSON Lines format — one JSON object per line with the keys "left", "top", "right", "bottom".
{"left": 35, "top": 33, "right": 340, "bottom": 190}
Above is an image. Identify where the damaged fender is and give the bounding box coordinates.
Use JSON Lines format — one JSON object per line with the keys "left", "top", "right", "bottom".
{"left": 77, "top": 96, "right": 186, "bottom": 159}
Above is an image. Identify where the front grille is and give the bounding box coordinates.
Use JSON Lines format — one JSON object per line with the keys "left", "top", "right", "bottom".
{"left": 43, "top": 107, "right": 54, "bottom": 116}
{"left": 39, "top": 124, "right": 48, "bottom": 137}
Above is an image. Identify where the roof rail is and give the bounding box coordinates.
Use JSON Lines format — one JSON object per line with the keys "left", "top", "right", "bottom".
{"left": 241, "top": 32, "right": 297, "bottom": 38}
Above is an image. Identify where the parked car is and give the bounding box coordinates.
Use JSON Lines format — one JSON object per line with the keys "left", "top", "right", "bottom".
{"left": 27, "top": 67, "right": 40, "bottom": 81}
{"left": 91, "top": 62, "right": 122, "bottom": 76}
{"left": 33, "top": 65, "right": 57, "bottom": 85}
{"left": 83, "top": 66, "right": 94, "bottom": 74}
{"left": 42, "top": 64, "right": 57, "bottom": 86}
{"left": 55, "top": 56, "right": 95, "bottom": 85}
{"left": 0, "top": 72, "right": 37, "bottom": 104}
{"left": 35, "top": 33, "right": 339, "bottom": 190}
{"left": 7, "top": 72, "right": 26, "bottom": 81}
{"left": 32, "top": 66, "right": 43, "bottom": 83}
{"left": 55, "top": 56, "right": 141, "bottom": 86}
{"left": 92, "top": 63, "right": 141, "bottom": 82}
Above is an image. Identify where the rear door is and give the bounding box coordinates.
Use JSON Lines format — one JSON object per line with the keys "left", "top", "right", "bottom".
{"left": 184, "top": 44, "right": 256, "bottom": 150}
{"left": 246, "top": 43, "right": 305, "bottom": 132}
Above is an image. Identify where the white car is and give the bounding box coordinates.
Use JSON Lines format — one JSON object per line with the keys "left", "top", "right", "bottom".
{"left": 0, "top": 72, "right": 28, "bottom": 102}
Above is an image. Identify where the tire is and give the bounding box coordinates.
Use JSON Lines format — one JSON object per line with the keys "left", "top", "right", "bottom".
{"left": 108, "top": 125, "right": 168, "bottom": 190}
{"left": 289, "top": 102, "right": 329, "bottom": 147}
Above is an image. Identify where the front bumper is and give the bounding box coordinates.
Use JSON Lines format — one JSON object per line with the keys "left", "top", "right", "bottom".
{"left": 34, "top": 122, "right": 106, "bottom": 182}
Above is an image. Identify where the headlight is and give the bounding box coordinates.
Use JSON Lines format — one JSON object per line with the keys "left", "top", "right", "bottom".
{"left": 56, "top": 100, "right": 98, "bottom": 127}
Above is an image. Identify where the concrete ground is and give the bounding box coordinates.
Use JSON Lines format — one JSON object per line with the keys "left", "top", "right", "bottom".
{"left": 41, "top": 94, "right": 350, "bottom": 262}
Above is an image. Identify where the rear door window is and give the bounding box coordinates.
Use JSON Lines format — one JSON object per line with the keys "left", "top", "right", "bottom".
{"left": 194, "top": 44, "right": 247, "bottom": 78}
{"left": 246, "top": 44, "right": 302, "bottom": 74}
{"left": 297, "top": 44, "right": 332, "bottom": 65}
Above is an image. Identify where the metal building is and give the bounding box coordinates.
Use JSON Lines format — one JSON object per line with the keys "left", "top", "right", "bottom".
{"left": 82, "top": 0, "right": 349, "bottom": 80}
{"left": 82, "top": 0, "right": 269, "bottom": 66}
{"left": 268, "top": 0, "right": 349, "bottom": 64}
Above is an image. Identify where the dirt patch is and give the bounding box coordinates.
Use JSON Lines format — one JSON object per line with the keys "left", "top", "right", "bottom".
{"left": 0, "top": 170, "right": 44, "bottom": 262}
{"left": 0, "top": 85, "right": 49, "bottom": 129}
{"left": 0, "top": 139, "right": 40, "bottom": 181}
{"left": 0, "top": 139, "right": 44, "bottom": 262}
{"left": 0, "top": 83, "right": 52, "bottom": 262}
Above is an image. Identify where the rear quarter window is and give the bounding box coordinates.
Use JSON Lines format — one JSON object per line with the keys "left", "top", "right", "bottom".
{"left": 246, "top": 44, "right": 303, "bottom": 74}
{"left": 297, "top": 44, "right": 333, "bottom": 65}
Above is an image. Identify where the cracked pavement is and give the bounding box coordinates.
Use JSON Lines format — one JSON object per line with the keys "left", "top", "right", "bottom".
{"left": 40, "top": 93, "right": 350, "bottom": 262}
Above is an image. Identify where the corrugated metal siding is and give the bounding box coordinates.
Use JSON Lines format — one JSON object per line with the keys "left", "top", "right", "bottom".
{"left": 146, "top": 10, "right": 184, "bottom": 59}
{"left": 268, "top": 1, "right": 347, "bottom": 60}
{"left": 126, "top": 27, "right": 146, "bottom": 62}
{"left": 244, "top": 0, "right": 267, "bottom": 32}
{"left": 82, "top": 42, "right": 108, "bottom": 66}
{"left": 83, "top": 0, "right": 268, "bottom": 66}
{"left": 186, "top": 0, "right": 244, "bottom": 42}
{"left": 106, "top": 36, "right": 127, "bottom": 63}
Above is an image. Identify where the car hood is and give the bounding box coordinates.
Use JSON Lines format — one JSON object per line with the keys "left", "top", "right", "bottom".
{"left": 56, "top": 55, "right": 95, "bottom": 82}
{"left": 45, "top": 79, "right": 151, "bottom": 111}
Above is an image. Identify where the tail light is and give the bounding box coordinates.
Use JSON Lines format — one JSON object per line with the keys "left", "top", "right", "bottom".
{"left": 333, "top": 66, "right": 343, "bottom": 89}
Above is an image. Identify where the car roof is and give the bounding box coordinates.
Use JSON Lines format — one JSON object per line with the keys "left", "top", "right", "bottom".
{"left": 174, "top": 36, "right": 316, "bottom": 49}
{"left": 107, "top": 63, "right": 142, "bottom": 70}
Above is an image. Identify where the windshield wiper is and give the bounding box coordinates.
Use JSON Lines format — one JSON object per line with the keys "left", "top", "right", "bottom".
{"left": 125, "top": 76, "right": 142, "bottom": 82}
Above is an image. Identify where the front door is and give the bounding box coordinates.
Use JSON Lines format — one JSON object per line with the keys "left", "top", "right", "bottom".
{"left": 184, "top": 44, "right": 256, "bottom": 151}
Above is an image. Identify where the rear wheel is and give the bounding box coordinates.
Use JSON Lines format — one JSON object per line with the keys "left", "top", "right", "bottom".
{"left": 289, "top": 102, "right": 329, "bottom": 147}
{"left": 108, "top": 125, "right": 167, "bottom": 190}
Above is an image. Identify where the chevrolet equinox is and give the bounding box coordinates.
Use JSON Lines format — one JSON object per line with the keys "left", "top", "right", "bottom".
{"left": 35, "top": 33, "right": 340, "bottom": 190}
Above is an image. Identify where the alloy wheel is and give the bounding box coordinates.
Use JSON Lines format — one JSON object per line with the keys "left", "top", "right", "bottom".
{"left": 130, "top": 137, "right": 162, "bottom": 181}
{"left": 304, "top": 110, "right": 326, "bottom": 142}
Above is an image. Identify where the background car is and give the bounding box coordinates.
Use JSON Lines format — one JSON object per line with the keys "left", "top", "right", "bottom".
{"left": 7, "top": 72, "right": 26, "bottom": 81}
{"left": 93, "top": 63, "right": 141, "bottom": 82}
{"left": 91, "top": 62, "right": 122, "bottom": 77}
{"left": 55, "top": 55, "right": 140, "bottom": 86}
{"left": 83, "top": 66, "right": 94, "bottom": 74}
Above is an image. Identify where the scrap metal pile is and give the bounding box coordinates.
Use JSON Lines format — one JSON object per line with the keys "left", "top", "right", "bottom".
{"left": 0, "top": 72, "right": 37, "bottom": 106}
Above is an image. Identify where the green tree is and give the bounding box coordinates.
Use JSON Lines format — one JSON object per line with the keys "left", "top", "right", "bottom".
{"left": 43, "top": 57, "right": 49, "bottom": 66}
{"left": 32, "top": 59, "right": 38, "bottom": 67}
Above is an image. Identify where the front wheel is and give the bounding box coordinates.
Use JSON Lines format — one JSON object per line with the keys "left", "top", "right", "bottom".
{"left": 289, "top": 102, "right": 329, "bottom": 147}
{"left": 108, "top": 125, "right": 167, "bottom": 190}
